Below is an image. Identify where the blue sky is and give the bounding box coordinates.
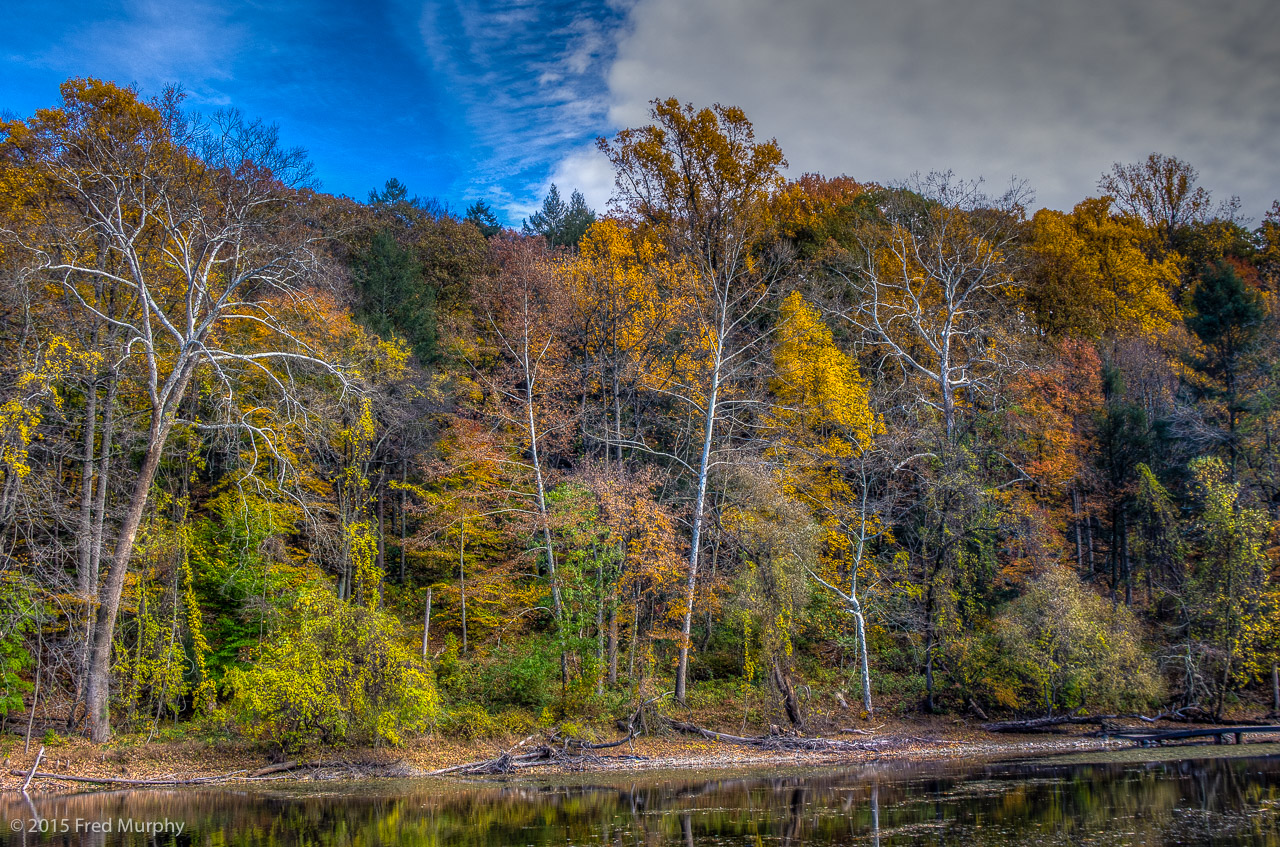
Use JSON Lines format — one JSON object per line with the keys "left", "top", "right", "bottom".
{"left": 3, "top": 1, "right": 1276, "bottom": 224}
{"left": 2, "top": 0, "right": 626, "bottom": 221}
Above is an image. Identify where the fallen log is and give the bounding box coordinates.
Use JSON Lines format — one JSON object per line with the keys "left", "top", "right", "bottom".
{"left": 426, "top": 744, "right": 647, "bottom": 776}
{"left": 981, "top": 706, "right": 1251, "bottom": 733}
{"left": 666, "top": 721, "right": 878, "bottom": 753}
{"left": 981, "top": 714, "right": 1114, "bottom": 733}
{"left": 20, "top": 747, "right": 43, "bottom": 792}
{"left": 9, "top": 768, "right": 248, "bottom": 787}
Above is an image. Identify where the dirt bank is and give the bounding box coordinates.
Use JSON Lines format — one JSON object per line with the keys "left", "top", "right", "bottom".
{"left": 6, "top": 717, "right": 1275, "bottom": 792}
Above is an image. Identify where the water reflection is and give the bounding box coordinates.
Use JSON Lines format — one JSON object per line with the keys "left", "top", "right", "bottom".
{"left": 3, "top": 751, "right": 1278, "bottom": 845}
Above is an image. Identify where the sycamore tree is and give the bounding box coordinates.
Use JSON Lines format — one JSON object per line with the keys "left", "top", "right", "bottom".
{"left": 473, "top": 238, "right": 574, "bottom": 670}
{"left": 599, "top": 98, "right": 786, "bottom": 702}
{"left": 0, "top": 80, "right": 348, "bottom": 741}
{"left": 828, "top": 174, "right": 1031, "bottom": 711}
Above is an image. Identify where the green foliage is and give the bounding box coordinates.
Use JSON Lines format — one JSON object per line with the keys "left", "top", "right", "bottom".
{"left": 464, "top": 200, "right": 502, "bottom": 238}
{"left": 0, "top": 574, "right": 33, "bottom": 718}
{"left": 477, "top": 641, "right": 559, "bottom": 710}
{"left": 189, "top": 492, "right": 306, "bottom": 679}
{"left": 225, "top": 593, "right": 437, "bottom": 752}
{"left": 522, "top": 184, "right": 596, "bottom": 248}
{"left": 993, "top": 568, "right": 1163, "bottom": 714}
{"left": 1188, "top": 260, "right": 1264, "bottom": 369}
{"left": 352, "top": 229, "right": 439, "bottom": 362}
{"left": 1186, "top": 456, "right": 1278, "bottom": 713}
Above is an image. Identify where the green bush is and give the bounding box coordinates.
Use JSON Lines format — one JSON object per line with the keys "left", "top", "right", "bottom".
{"left": 225, "top": 594, "right": 437, "bottom": 752}
{"left": 992, "top": 567, "right": 1164, "bottom": 714}
{"left": 479, "top": 642, "right": 559, "bottom": 709}
{"left": 0, "top": 574, "right": 34, "bottom": 718}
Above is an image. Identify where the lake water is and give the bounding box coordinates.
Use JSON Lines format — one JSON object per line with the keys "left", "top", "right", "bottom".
{"left": 4, "top": 746, "right": 1279, "bottom": 845}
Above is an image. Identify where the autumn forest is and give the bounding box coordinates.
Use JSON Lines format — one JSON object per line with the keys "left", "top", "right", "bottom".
{"left": 1, "top": 80, "right": 1277, "bottom": 751}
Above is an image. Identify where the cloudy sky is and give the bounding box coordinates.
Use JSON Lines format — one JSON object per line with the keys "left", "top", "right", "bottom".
{"left": 3, "top": 0, "right": 1276, "bottom": 224}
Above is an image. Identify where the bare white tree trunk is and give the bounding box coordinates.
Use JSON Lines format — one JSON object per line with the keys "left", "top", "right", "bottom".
{"left": 675, "top": 347, "right": 721, "bottom": 702}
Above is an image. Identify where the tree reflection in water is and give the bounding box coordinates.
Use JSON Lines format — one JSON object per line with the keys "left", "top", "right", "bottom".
{"left": 3, "top": 752, "right": 1279, "bottom": 845}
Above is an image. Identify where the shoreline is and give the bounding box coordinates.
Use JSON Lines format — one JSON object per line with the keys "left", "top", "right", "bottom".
{"left": 10, "top": 719, "right": 1277, "bottom": 793}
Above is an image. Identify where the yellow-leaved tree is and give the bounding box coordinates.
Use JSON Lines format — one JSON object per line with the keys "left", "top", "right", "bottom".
{"left": 599, "top": 98, "right": 787, "bottom": 702}
{"left": 1027, "top": 197, "right": 1182, "bottom": 340}
{"left": 769, "top": 291, "right": 880, "bottom": 715}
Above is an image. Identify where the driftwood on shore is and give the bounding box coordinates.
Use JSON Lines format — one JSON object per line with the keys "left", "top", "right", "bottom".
{"left": 426, "top": 733, "right": 649, "bottom": 776}
{"left": 8, "top": 768, "right": 252, "bottom": 787}
{"left": 665, "top": 720, "right": 879, "bottom": 753}
{"left": 980, "top": 705, "right": 1259, "bottom": 733}
{"left": 6, "top": 757, "right": 411, "bottom": 788}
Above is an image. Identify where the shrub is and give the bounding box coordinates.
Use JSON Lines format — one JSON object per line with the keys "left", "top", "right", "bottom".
{"left": 225, "top": 594, "right": 437, "bottom": 751}
{"left": 438, "top": 703, "right": 499, "bottom": 740}
{"left": 479, "top": 642, "right": 558, "bottom": 709}
{"left": 994, "top": 567, "right": 1163, "bottom": 714}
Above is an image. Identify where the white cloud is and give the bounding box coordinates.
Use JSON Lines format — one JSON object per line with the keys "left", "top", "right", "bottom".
{"left": 406, "top": 0, "right": 626, "bottom": 220}
{"left": 543, "top": 144, "right": 617, "bottom": 216}
{"left": 584, "top": 0, "right": 1279, "bottom": 218}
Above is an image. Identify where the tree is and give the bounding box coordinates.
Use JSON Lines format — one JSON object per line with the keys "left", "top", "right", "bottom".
{"left": 557, "top": 219, "right": 684, "bottom": 462}
{"left": 599, "top": 98, "right": 787, "bottom": 701}
{"left": 1187, "top": 457, "right": 1277, "bottom": 717}
{"left": 1186, "top": 260, "right": 1265, "bottom": 472}
{"left": 464, "top": 200, "right": 502, "bottom": 238}
{"left": 351, "top": 229, "right": 438, "bottom": 362}
{"left": 829, "top": 174, "right": 1031, "bottom": 711}
{"left": 473, "top": 238, "right": 573, "bottom": 674}
{"left": 996, "top": 567, "right": 1162, "bottom": 715}
{"left": 768, "top": 292, "right": 880, "bottom": 714}
{"left": 834, "top": 174, "right": 1027, "bottom": 441}
{"left": 0, "top": 80, "right": 344, "bottom": 740}
{"left": 523, "top": 184, "right": 596, "bottom": 248}
{"left": 1099, "top": 153, "right": 1215, "bottom": 251}
{"left": 1026, "top": 198, "right": 1181, "bottom": 340}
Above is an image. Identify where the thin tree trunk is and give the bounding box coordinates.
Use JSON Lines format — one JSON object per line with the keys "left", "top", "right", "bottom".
{"left": 853, "top": 604, "right": 872, "bottom": 716}
{"left": 522, "top": 369, "right": 566, "bottom": 687}
{"left": 1121, "top": 509, "right": 1133, "bottom": 607}
{"left": 925, "top": 643, "right": 936, "bottom": 714}
{"left": 459, "top": 520, "right": 467, "bottom": 656}
{"left": 1086, "top": 514, "right": 1096, "bottom": 576}
{"left": 607, "top": 592, "right": 619, "bottom": 686}
{"left": 770, "top": 659, "right": 803, "bottom": 728}
{"left": 1071, "top": 489, "right": 1084, "bottom": 573}
{"left": 628, "top": 582, "right": 639, "bottom": 685}
{"left": 376, "top": 477, "right": 385, "bottom": 574}
{"left": 612, "top": 374, "right": 623, "bottom": 463}
{"left": 1272, "top": 663, "right": 1279, "bottom": 716}
{"left": 595, "top": 560, "right": 605, "bottom": 696}
{"left": 1110, "top": 505, "right": 1119, "bottom": 606}
{"left": 89, "top": 371, "right": 117, "bottom": 588}
{"left": 77, "top": 376, "right": 98, "bottom": 596}
{"left": 400, "top": 460, "right": 407, "bottom": 583}
{"left": 676, "top": 353, "right": 721, "bottom": 702}
{"left": 422, "top": 586, "right": 432, "bottom": 661}
{"left": 24, "top": 629, "right": 41, "bottom": 755}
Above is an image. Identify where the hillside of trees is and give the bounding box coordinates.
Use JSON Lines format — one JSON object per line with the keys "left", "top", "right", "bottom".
{"left": 1, "top": 81, "right": 1277, "bottom": 750}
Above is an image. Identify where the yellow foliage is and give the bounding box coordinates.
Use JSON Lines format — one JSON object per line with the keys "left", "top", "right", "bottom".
{"left": 772, "top": 292, "right": 876, "bottom": 446}
{"left": 1028, "top": 198, "right": 1182, "bottom": 339}
{"left": 225, "top": 593, "right": 437, "bottom": 751}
